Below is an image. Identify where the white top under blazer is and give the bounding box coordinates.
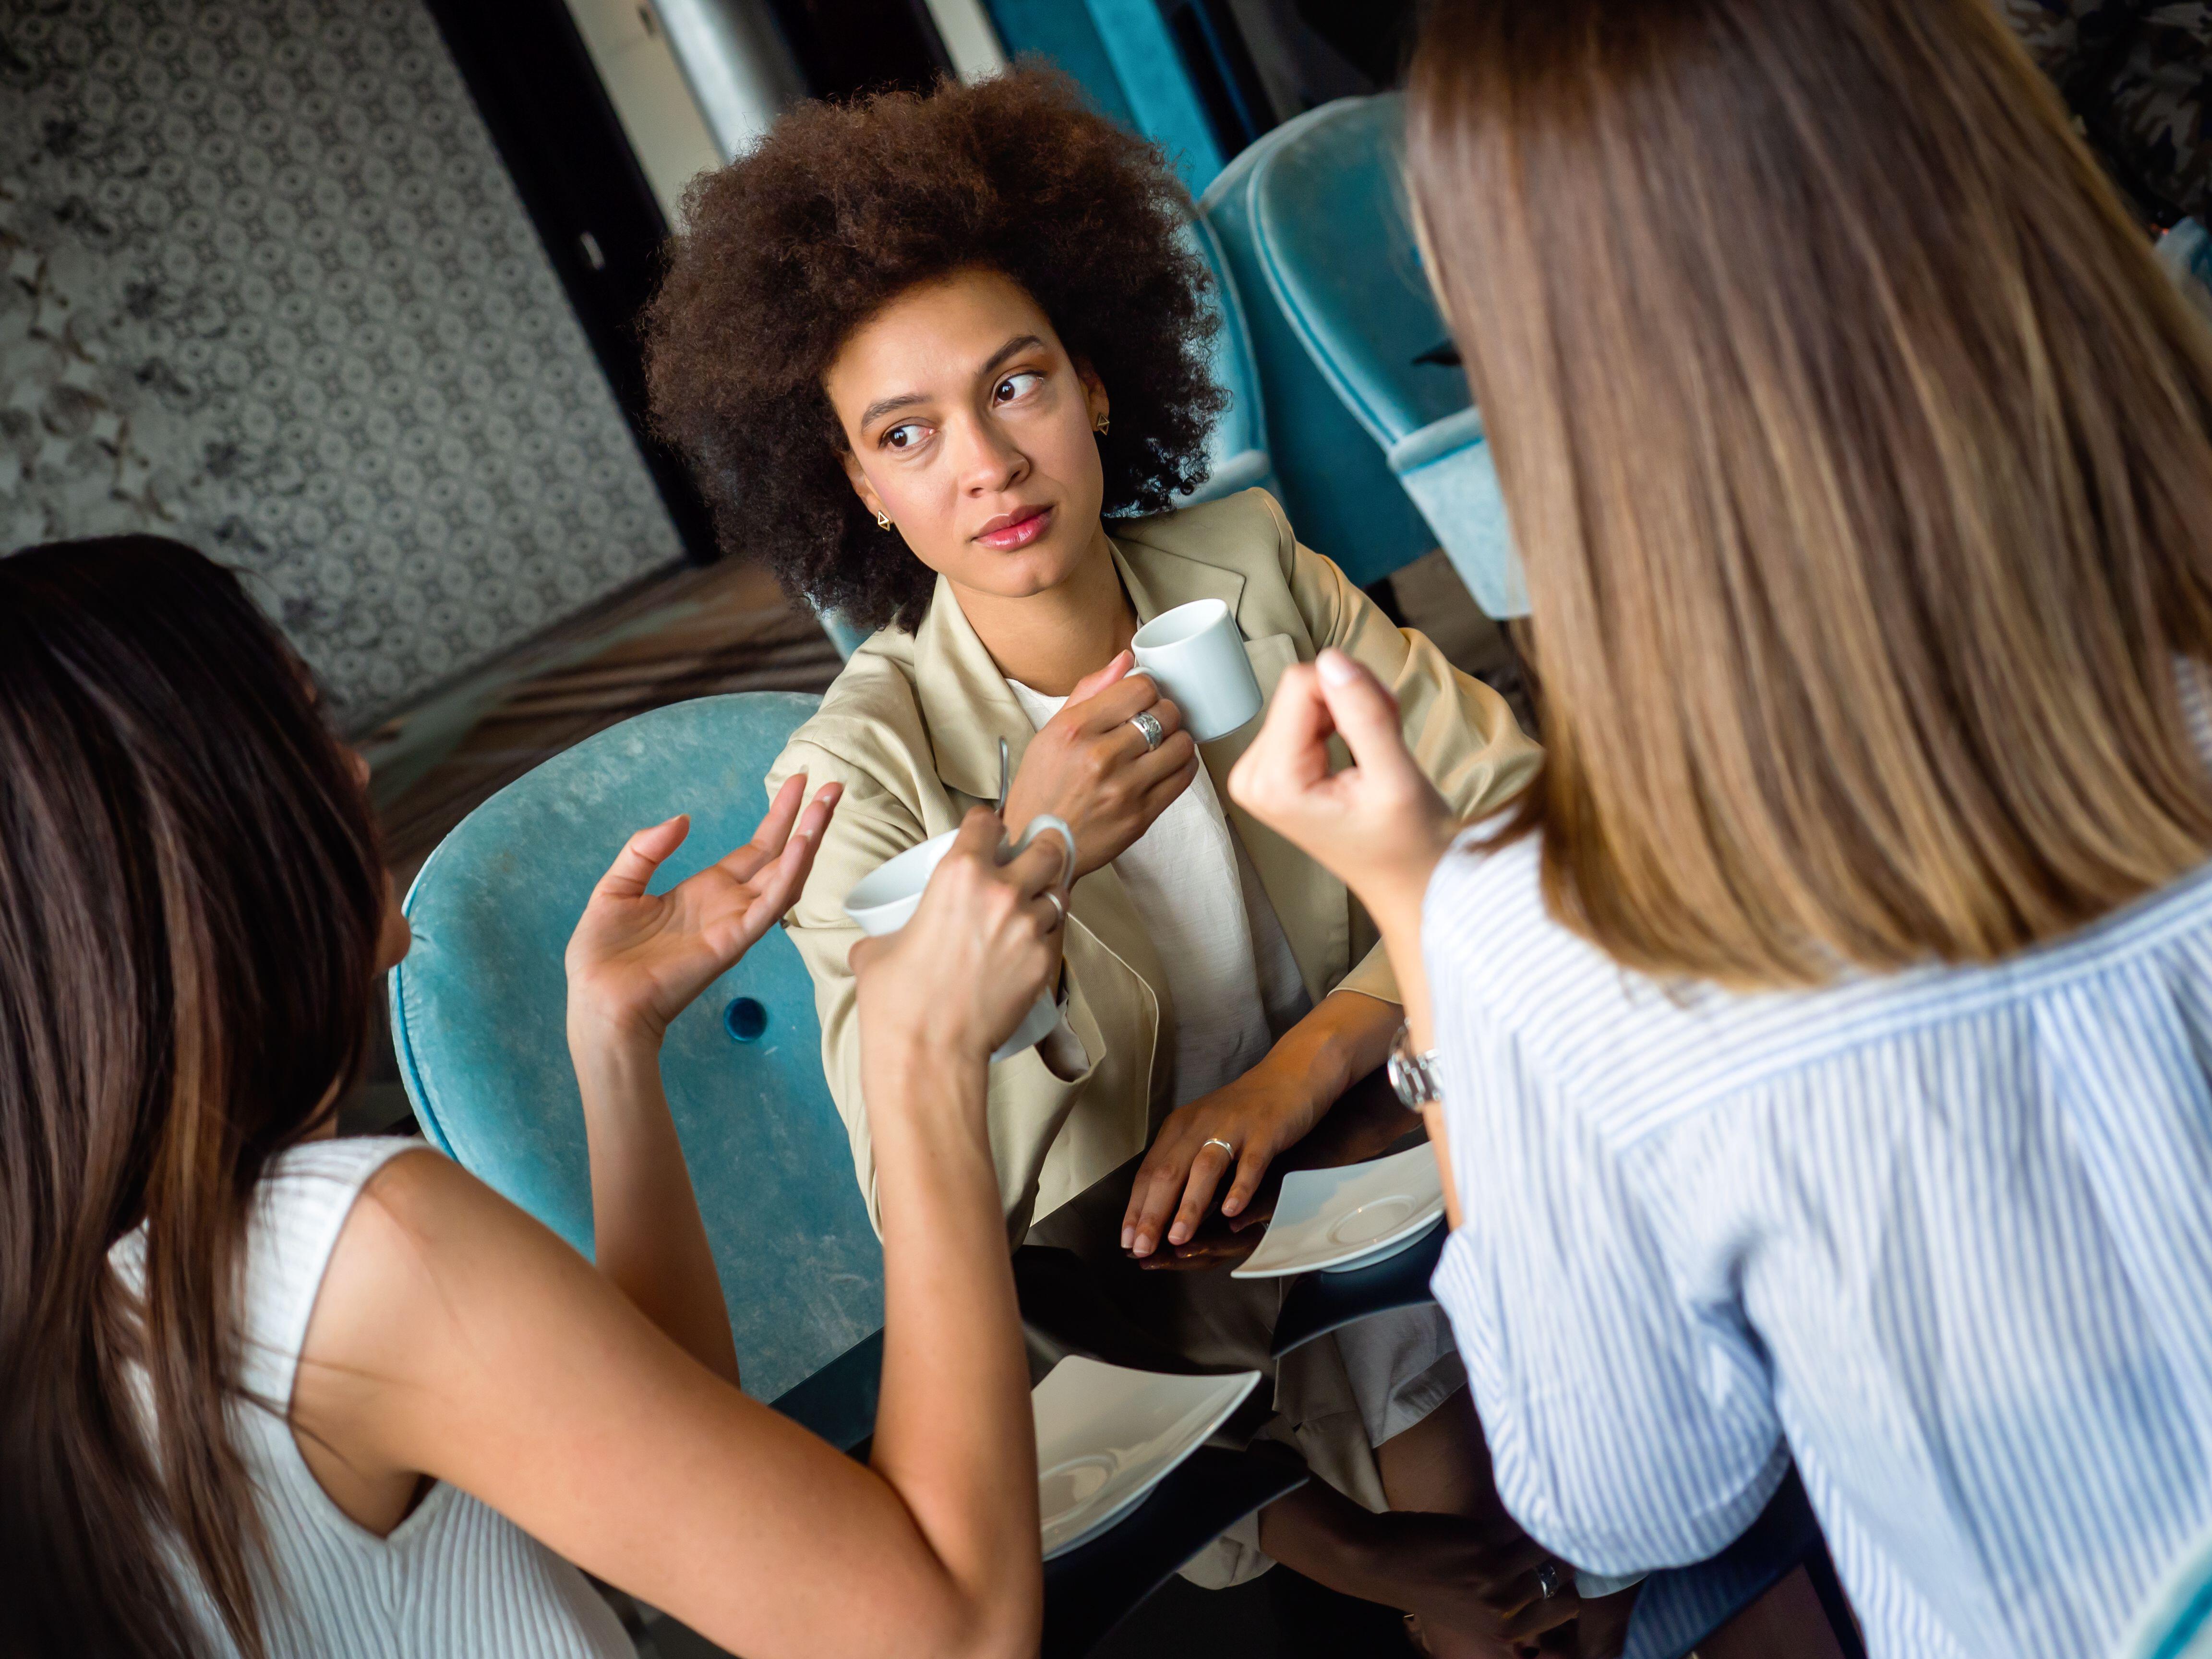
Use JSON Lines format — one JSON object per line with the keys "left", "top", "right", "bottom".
{"left": 109, "top": 1135, "right": 630, "bottom": 1659}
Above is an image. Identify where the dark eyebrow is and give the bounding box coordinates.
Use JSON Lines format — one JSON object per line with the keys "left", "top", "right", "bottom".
{"left": 858, "top": 390, "right": 927, "bottom": 430}
{"left": 980, "top": 333, "right": 1046, "bottom": 380}
{"left": 856, "top": 335, "right": 1049, "bottom": 433}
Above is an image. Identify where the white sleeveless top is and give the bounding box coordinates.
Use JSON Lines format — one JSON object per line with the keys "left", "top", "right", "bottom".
{"left": 108, "top": 1136, "right": 631, "bottom": 1659}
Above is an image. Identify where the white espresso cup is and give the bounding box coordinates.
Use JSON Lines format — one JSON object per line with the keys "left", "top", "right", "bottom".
{"left": 1130, "top": 598, "right": 1264, "bottom": 743}
{"left": 842, "top": 814, "right": 1075, "bottom": 1065}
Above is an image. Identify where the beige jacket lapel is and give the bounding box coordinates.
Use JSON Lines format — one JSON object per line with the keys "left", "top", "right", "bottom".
{"left": 911, "top": 575, "right": 1033, "bottom": 804}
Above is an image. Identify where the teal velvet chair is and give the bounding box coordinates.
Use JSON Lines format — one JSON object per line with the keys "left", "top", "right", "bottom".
{"left": 1175, "top": 215, "right": 1281, "bottom": 508}
{"left": 1197, "top": 102, "right": 1441, "bottom": 593}
{"left": 2118, "top": 1522, "right": 2212, "bottom": 1659}
{"left": 389, "top": 692, "right": 884, "bottom": 1424}
{"left": 816, "top": 608, "right": 870, "bottom": 660}
{"left": 983, "top": 0, "right": 1229, "bottom": 193}
{"left": 389, "top": 691, "right": 1309, "bottom": 1650}
{"left": 1207, "top": 95, "right": 1530, "bottom": 617}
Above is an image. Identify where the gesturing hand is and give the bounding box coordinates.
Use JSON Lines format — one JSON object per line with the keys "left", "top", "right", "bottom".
{"left": 1002, "top": 649, "right": 1199, "bottom": 881}
{"left": 1227, "top": 649, "right": 1457, "bottom": 937}
{"left": 565, "top": 773, "right": 842, "bottom": 1048}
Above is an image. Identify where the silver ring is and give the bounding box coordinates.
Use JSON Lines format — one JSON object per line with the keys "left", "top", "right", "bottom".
{"left": 1201, "top": 1135, "right": 1235, "bottom": 1160}
{"left": 1129, "top": 709, "right": 1165, "bottom": 751}
{"left": 1044, "top": 890, "right": 1066, "bottom": 929}
{"left": 1533, "top": 1561, "right": 1566, "bottom": 1600}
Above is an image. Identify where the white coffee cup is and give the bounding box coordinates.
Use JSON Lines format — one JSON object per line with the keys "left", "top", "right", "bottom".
{"left": 1130, "top": 598, "right": 1264, "bottom": 743}
{"left": 842, "top": 814, "right": 1075, "bottom": 1065}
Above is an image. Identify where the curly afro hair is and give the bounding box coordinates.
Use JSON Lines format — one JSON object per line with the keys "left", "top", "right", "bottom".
{"left": 643, "top": 66, "right": 1226, "bottom": 633}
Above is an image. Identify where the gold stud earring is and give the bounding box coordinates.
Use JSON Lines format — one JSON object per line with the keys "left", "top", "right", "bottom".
{"left": 875, "top": 510, "right": 892, "bottom": 529}
{"left": 1094, "top": 415, "right": 1110, "bottom": 436}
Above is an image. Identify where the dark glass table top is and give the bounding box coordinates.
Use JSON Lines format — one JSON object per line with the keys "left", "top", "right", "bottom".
{"left": 772, "top": 1068, "right": 1430, "bottom": 1445}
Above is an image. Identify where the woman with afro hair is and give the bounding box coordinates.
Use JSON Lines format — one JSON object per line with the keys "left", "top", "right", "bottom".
{"left": 646, "top": 67, "right": 1570, "bottom": 1654}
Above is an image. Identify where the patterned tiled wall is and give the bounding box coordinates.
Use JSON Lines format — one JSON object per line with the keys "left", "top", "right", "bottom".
{"left": 0, "top": 0, "right": 686, "bottom": 723}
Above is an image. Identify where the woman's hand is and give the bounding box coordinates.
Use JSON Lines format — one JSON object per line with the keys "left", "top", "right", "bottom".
{"left": 1228, "top": 648, "right": 1457, "bottom": 938}
{"left": 851, "top": 807, "right": 1073, "bottom": 1072}
{"left": 565, "top": 774, "right": 842, "bottom": 1050}
{"left": 1120, "top": 991, "right": 1401, "bottom": 1257}
{"left": 1121, "top": 1066, "right": 1325, "bottom": 1257}
{"left": 1371, "top": 1510, "right": 1586, "bottom": 1653}
{"left": 1003, "top": 649, "right": 1199, "bottom": 880}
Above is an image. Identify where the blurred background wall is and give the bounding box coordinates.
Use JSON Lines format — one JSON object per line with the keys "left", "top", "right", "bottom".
{"left": 0, "top": 0, "right": 689, "bottom": 725}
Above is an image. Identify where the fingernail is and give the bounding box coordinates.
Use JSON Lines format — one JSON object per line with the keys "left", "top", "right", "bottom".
{"left": 1168, "top": 1224, "right": 1188, "bottom": 1244}
{"left": 1120, "top": 1225, "right": 1133, "bottom": 1250}
{"left": 1223, "top": 1197, "right": 1241, "bottom": 1216}
{"left": 1318, "top": 650, "right": 1357, "bottom": 686}
{"left": 1134, "top": 1233, "right": 1152, "bottom": 1255}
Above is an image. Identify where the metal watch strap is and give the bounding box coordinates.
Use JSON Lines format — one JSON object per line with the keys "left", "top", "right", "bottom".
{"left": 1387, "top": 1020, "right": 1445, "bottom": 1110}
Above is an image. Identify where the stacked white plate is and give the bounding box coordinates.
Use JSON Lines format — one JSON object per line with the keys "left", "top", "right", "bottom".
{"left": 1034, "top": 1357, "right": 1261, "bottom": 1560}
{"left": 1230, "top": 1143, "right": 1447, "bottom": 1280}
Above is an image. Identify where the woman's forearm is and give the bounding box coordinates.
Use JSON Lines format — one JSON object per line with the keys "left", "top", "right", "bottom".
{"left": 1267, "top": 988, "right": 1405, "bottom": 1112}
{"left": 1370, "top": 905, "right": 1435, "bottom": 1050}
{"left": 864, "top": 1034, "right": 1043, "bottom": 1654}
{"left": 571, "top": 1032, "right": 742, "bottom": 1387}
{"left": 1365, "top": 892, "right": 1459, "bottom": 1225}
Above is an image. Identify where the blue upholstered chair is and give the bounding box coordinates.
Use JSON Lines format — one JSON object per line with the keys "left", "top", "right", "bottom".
{"left": 1198, "top": 105, "right": 1439, "bottom": 592}
{"left": 389, "top": 692, "right": 884, "bottom": 1421}
{"left": 2117, "top": 1524, "right": 2212, "bottom": 1659}
{"left": 983, "top": 0, "right": 1232, "bottom": 193}
{"left": 816, "top": 608, "right": 870, "bottom": 660}
{"left": 389, "top": 691, "right": 1307, "bottom": 1650}
{"left": 1175, "top": 216, "right": 1281, "bottom": 508}
{"left": 1205, "top": 95, "right": 1529, "bottom": 617}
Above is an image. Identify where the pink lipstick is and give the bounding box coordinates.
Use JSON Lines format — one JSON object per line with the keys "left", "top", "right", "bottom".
{"left": 975, "top": 505, "right": 1052, "bottom": 550}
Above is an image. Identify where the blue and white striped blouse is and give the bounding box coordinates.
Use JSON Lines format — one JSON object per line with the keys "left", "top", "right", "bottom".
{"left": 1424, "top": 686, "right": 2212, "bottom": 1659}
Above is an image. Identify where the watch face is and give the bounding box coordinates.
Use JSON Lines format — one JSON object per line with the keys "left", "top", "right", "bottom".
{"left": 1387, "top": 1046, "right": 1439, "bottom": 1110}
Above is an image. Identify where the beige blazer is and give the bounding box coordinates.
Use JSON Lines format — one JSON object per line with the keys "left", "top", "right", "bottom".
{"left": 767, "top": 489, "right": 1540, "bottom": 1235}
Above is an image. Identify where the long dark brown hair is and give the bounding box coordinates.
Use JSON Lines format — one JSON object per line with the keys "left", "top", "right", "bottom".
{"left": 0, "top": 538, "right": 386, "bottom": 1657}
{"left": 1407, "top": 0, "right": 2212, "bottom": 986}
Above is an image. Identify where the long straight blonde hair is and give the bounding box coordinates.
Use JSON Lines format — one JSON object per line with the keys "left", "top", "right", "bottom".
{"left": 1407, "top": 0, "right": 2212, "bottom": 986}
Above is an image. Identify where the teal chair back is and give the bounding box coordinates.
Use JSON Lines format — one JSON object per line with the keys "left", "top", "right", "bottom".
{"left": 1198, "top": 103, "right": 1438, "bottom": 592}
{"left": 1176, "top": 216, "right": 1280, "bottom": 508}
{"left": 817, "top": 608, "right": 870, "bottom": 659}
{"left": 983, "top": 0, "right": 1229, "bottom": 192}
{"left": 1219, "top": 95, "right": 1529, "bottom": 617}
{"left": 389, "top": 693, "right": 884, "bottom": 1408}
{"left": 2119, "top": 1524, "right": 2212, "bottom": 1659}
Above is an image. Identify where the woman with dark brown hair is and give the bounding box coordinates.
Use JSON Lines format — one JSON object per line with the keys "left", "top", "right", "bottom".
{"left": 1231, "top": 0, "right": 2212, "bottom": 1655}
{"left": 0, "top": 535, "right": 1068, "bottom": 1659}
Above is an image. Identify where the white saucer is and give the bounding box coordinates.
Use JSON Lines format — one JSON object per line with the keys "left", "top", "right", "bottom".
{"left": 1034, "top": 1357, "right": 1262, "bottom": 1560}
{"left": 1229, "top": 1144, "right": 1447, "bottom": 1280}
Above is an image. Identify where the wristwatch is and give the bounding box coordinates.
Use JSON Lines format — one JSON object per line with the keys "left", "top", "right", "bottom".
{"left": 1386, "top": 1020, "right": 1445, "bottom": 1111}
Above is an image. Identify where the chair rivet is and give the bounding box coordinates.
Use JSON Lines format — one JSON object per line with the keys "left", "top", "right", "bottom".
{"left": 723, "top": 997, "right": 769, "bottom": 1043}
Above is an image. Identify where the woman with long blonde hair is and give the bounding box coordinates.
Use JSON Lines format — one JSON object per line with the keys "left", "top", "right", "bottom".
{"left": 1230, "top": 0, "right": 2212, "bottom": 1655}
